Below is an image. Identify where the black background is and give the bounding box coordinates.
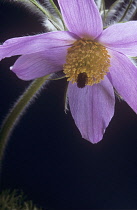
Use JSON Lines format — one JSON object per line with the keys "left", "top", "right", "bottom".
{"left": 1, "top": 0, "right": 137, "bottom": 209}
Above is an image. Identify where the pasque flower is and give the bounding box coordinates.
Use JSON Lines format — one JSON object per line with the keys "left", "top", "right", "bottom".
{"left": 1, "top": 0, "right": 137, "bottom": 143}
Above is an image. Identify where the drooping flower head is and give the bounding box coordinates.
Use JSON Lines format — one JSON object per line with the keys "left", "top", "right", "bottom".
{"left": 1, "top": 0, "right": 137, "bottom": 143}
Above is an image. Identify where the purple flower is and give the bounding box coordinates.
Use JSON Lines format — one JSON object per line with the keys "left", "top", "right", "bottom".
{"left": 1, "top": 0, "right": 137, "bottom": 143}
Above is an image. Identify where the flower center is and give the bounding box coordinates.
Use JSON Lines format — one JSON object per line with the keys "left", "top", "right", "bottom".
{"left": 63, "top": 38, "right": 111, "bottom": 88}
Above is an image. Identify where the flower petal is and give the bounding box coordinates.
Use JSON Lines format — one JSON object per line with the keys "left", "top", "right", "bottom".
{"left": 68, "top": 77, "right": 115, "bottom": 143}
{"left": 11, "top": 46, "right": 68, "bottom": 80}
{"left": 108, "top": 50, "right": 137, "bottom": 113}
{"left": 98, "top": 21, "right": 137, "bottom": 56}
{"left": 0, "top": 31, "right": 78, "bottom": 61}
{"left": 58, "top": 0, "right": 103, "bottom": 38}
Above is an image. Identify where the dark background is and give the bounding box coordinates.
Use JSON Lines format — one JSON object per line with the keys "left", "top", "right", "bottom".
{"left": 1, "top": 0, "right": 137, "bottom": 209}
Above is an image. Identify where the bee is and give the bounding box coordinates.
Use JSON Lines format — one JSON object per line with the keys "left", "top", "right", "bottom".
{"left": 77, "top": 72, "right": 88, "bottom": 88}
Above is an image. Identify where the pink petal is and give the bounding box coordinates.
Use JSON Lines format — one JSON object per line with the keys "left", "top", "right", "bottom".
{"left": 98, "top": 21, "right": 137, "bottom": 56}
{"left": 58, "top": 0, "right": 103, "bottom": 38}
{"left": 68, "top": 77, "right": 115, "bottom": 143}
{"left": 0, "top": 31, "right": 78, "bottom": 61}
{"left": 108, "top": 49, "right": 137, "bottom": 113}
{"left": 11, "top": 46, "right": 68, "bottom": 80}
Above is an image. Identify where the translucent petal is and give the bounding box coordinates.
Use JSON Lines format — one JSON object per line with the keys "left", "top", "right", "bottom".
{"left": 58, "top": 0, "right": 103, "bottom": 38}
{"left": 68, "top": 77, "right": 115, "bottom": 144}
{"left": 98, "top": 21, "right": 137, "bottom": 57}
{"left": 108, "top": 49, "right": 137, "bottom": 113}
{"left": 0, "top": 31, "right": 77, "bottom": 61}
{"left": 104, "top": 0, "right": 137, "bottom": 27}
{"left": 11, "top": 46, "right": 67, "bottom": 80}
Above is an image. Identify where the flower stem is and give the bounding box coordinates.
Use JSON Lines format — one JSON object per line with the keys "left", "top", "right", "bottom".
{"left": 29, "top": 0, "right": 62, "bottom": 30}
{"left": 49, "top": 0, "right": 66, "bottom": 29}
{"left": 0, "top": 75, "right": 50, "bottom": 162}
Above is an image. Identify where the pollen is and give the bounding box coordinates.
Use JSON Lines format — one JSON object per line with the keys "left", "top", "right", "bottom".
{"left": 63, "top": 38, "right": 111, "bottom": 87}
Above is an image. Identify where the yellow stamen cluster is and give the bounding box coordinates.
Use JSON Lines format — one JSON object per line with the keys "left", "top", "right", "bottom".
{"left": 63, "top": 38, "right": 111, "bottom": 87}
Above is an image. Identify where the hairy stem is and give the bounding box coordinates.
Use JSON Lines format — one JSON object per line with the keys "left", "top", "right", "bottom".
{"left": 0, "top": 75, "right": 50, "bottom": 162}
{"left": 49, "top": 0, "right": 66, "bottom": 29}
{"left": 29, "top": 0, "right": 62, "bottom": 30}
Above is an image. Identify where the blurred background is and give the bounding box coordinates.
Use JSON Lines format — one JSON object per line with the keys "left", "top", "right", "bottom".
{"left": 0, "top": 0, "right": 137, "bottom": 209}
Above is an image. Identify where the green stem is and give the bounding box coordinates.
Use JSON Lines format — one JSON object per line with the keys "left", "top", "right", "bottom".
{"left": 29, "top": 0, "right": 62, "bottom": 30}
{"left": 0, "top": 75, "right": 50, "bottom": 162}
{"left": 49, "top": 0, "right": 66, "bottom": 29}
